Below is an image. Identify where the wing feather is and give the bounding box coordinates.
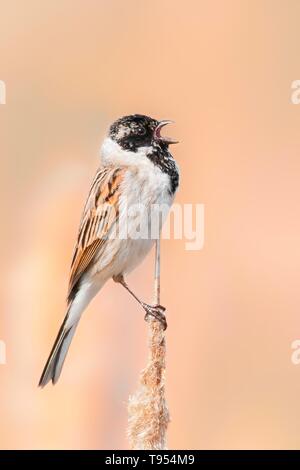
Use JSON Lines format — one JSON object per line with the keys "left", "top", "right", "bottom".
{"left": 67, "top": 166, "right": 125, "bottom": 303}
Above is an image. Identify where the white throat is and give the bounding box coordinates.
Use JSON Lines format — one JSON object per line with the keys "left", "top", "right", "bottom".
{"left": 100, "top": 137, "right": 151, "bottom": 167}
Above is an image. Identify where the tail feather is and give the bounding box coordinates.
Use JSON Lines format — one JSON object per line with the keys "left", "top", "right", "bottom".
{"left": 39, "top": 280, "right": 103, "bottom": 387}
{"left": 38, "top": 315, "right": 78, "bottom": 388}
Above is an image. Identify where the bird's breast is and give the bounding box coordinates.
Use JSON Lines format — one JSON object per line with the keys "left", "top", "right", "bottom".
{"left": 111, "top": 163, "right": 174, "bottom": 275}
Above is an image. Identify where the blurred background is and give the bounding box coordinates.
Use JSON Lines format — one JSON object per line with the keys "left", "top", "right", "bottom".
{"left": 1, "top": 0, "right": 300, "bottom": 449}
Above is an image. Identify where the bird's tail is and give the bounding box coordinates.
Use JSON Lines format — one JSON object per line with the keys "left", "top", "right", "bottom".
{"left": 38, "top": 311, "right": 79, "bottom": 387}
{"left": 39, "top": 280, "right": 103, "bottom": 387}
{"left": 39, "top": 291, "right": 88, "bottom": 387}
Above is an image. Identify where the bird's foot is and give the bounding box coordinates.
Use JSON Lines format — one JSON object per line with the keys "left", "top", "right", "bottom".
{"left": 142, "top": 303, "right": 167, "bottom": 330}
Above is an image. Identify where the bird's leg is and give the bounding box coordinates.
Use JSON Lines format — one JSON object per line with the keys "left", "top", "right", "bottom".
{"left": 113, "top": 274, "right": 167, "bottom": 330}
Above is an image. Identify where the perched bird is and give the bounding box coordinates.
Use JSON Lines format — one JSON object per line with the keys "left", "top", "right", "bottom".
{"left": 39, "top": 114, "right": 179, "bottom": 387}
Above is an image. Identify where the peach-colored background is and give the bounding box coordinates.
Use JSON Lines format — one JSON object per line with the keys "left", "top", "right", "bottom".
{"left": 1, "top": 0, "right": 300, "bottom": 449}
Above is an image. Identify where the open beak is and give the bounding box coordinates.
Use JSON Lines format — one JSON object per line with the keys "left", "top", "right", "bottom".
{"left": 154, "top": 120, "right": 178, "bottom": 145}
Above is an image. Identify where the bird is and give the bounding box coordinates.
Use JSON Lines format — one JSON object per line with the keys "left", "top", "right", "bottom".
{"left": 39, "top": 114, "right": 179, "bottom": 387}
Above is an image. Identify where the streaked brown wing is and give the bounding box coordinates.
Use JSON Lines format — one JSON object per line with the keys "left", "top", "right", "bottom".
{"left": 67, "top": 166, "right": 125, "bottom": 303}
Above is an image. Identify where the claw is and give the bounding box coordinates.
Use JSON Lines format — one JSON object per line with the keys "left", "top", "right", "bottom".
{"left": 143, "top": 304, "right": 167, "bottom": 330}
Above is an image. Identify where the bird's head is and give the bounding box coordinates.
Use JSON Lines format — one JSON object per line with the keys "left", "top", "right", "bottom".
{"left": 108, "top": 114, "right": 177, "bottom": 152}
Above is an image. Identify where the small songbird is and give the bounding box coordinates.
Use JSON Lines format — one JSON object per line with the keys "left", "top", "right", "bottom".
{"left": 39, "top": 114, "right": 179, "bottom": 387}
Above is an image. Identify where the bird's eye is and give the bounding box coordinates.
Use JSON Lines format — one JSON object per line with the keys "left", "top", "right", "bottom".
{"left": 137, "top": 127, "right": 146, "bottom": 136}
